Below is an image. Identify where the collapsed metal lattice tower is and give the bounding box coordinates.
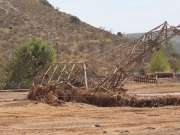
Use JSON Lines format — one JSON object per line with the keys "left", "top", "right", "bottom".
{"left": 33, "top": 21, "right": 180, "bottom": 90}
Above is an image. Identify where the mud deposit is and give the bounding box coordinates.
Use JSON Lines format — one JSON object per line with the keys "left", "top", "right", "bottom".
{"left": 28, "top": 85, "right": 180, "bottom": 107}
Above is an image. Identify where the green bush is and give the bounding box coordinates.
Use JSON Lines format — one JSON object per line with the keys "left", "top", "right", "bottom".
{"left": 5, "top": 37, "right": 56, "bottom": 89}
{"left": 70, "top": 15, "right": 81, "bottom": 24}
{"left": 117, "top": 32, "right": 123, "bottom": 36}
{"left": 149, "top": 50, "right": 169, "bottom": 72}
{"left": 39, "top": 0, "right": 54, "bottom": 8}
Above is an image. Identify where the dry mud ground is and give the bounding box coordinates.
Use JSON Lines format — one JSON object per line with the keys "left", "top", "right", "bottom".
{"left": 0, "top": 83, "right": 180, "bottom": 135}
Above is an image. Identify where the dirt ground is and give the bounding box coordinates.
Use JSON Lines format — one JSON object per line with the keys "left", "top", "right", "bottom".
{"left": 0, "top": 82, "right": 180, "bottom": 135}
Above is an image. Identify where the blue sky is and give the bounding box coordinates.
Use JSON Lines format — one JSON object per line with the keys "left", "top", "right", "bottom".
{"left": 49, "top": 0, "right": 180, "bottom": 34}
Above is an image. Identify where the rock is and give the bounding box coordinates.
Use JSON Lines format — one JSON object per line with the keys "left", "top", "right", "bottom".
{"left": 92, "top": 124, "right": 101, "bottom": 127}
{"left": 34, "top": 101, "right": 38, "bottom": 104}
{"left": 72, "top": 100, "right": 76, "bottom": 103}
{"left": 114, "top": 130, "right": 129, "bottom": 135}
{"left": 121, "top": 130, "right": 129, "bottom": 133}
{"left": 175, "top": 127, "right": 180, "bottom": 130}
{"left": 146, "top": 126, "right": 155, "bottom": 129}
{"left": 102, "top": 131, "right": 107, "bottom": 133}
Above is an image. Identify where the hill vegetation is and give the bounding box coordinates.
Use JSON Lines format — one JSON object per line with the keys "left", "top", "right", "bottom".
{"left": 125, "top": 33, "right": 180, "bottom": 52}
{"left": 0, "top": 0, "right": 128, "bottom": 62}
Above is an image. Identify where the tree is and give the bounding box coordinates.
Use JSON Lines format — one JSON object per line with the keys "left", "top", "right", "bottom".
{"left": 117, "top": 32, "right": 123, "bottom": 37}
{"left": 6, "top": 37, "right": 56, "bottom": 88}
{"left": 149, "top": 50, "right": 169, "bottom": 72}
{"left": 39, "top": 0, "right": 54, "bottom": 8}
{"left": 169, "top": 59, "right": 180, "bottom": 74}
{"left": 70, "top": 15, "right": 81, "bottom": 24}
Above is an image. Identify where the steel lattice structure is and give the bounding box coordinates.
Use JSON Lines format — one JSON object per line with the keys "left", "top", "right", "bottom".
{"left": 33, "top": 21, "right": 180, "bottom": 90}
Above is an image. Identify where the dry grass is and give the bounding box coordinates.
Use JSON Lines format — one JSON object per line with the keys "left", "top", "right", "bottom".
{"left": 0, "top": 0, "right": 129, "bottom": 62}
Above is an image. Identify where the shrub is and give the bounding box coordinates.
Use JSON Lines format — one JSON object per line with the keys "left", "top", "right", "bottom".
{"left": 5, "top": 37, "right": 56, "bottom": 89}
{"left": 117, "top": 32, "right": 123, "bottom": 36}
{"left": 149, "top": 51, "right": 169, "bottom": 72}
{"left": 70, "top": 15, "right": 81, "bottom": 24}
{"left": 39, "top": 0, "right": 54, "bottom": 8}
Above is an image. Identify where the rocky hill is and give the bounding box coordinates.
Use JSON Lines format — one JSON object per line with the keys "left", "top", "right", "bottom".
{"left": 0, "top": 0, "right": 129, "bottom": 62}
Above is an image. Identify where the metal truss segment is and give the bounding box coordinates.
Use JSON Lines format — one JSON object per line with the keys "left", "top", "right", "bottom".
{"left": 34, "top": 22, "right": 180, "bottom": 90}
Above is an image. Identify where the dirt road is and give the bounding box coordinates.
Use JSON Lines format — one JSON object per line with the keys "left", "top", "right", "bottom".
{"left": 0, "top": 100, "right": 180, "bottom": 135}
{"left": 0, "top": 83, "right": 180, "bottom": 135}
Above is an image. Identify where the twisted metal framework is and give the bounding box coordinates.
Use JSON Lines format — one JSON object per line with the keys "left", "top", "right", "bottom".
{"left": 34, "top": 21, "right": 180, "bottom": 90}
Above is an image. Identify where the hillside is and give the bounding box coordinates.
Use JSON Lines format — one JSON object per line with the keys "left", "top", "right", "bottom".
{"left": 125, "top": 33, "right": 180, "bottom": 52}
{"left": 0, "top": 0, "right": 129, "bottom": 62}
